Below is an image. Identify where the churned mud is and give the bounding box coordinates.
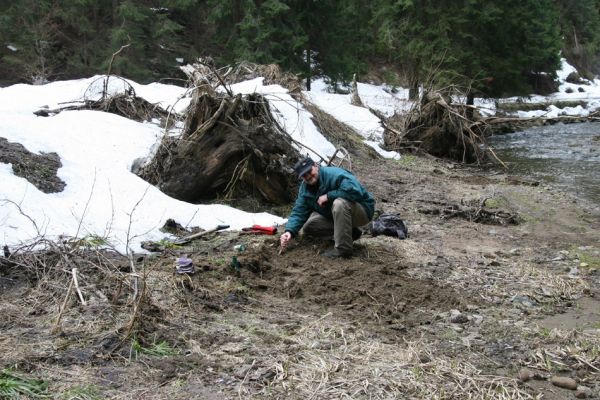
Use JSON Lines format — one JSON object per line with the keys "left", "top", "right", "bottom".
{"left": 1, "top": 155, "right": 599, "bottom": 399}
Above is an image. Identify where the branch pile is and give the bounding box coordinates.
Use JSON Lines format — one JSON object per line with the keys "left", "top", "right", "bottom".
{"left": 34, "top": 76, "right": 172, "bottom": 124}
{"left": 417, "top": 198, "right": 520, "bottom": 225}
{"left": 180, "top": 59, "right": 302, "bottom": 94}
{"left": 385, "top": 90, "right": 491, "bottom": 164}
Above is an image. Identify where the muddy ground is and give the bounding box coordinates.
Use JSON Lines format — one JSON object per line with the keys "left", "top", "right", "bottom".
{"left": 1, "top": 154, "right": 599, "bottom": 399}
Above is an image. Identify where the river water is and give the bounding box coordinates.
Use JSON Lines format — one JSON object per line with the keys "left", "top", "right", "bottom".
{"left": 489, "top": 122, "right": 600, "bottom": 205}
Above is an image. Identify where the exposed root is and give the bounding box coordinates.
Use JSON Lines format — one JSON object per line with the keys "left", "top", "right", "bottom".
{"left": 383, "top": 87, "right": 505, "bottom": 166}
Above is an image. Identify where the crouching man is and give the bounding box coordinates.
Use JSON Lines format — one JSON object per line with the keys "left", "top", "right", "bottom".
{"left": 279, "top": 157, "right": 375, "bottom": 258}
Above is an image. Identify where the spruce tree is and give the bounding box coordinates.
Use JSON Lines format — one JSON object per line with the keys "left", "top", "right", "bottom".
{"left": 0, "top": 0, "right": 59, "bottom": 83}
{"left": 557, "top": 0, "right": 600, "bottom": 77}
{"left": 371, "top": 0, "right": 561, "bottom": 98}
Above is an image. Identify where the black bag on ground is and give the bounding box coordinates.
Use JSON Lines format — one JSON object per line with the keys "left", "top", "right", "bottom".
{"left": 371, "top": 213, "right": 408, "bottom": 239}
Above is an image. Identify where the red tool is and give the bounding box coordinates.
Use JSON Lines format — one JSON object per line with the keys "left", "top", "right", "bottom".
{"left": 241, "top": 225, "right": 278, "bottom": 235}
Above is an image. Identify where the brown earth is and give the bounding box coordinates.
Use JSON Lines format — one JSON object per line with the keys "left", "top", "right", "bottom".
{"left": 1, "top": 155, "right": 599, "bottom": 399}
{"left": 0, "top": 137, "right": 66, "bottom": 193}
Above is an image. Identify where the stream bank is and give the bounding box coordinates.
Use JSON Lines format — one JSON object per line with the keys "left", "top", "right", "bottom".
{"left": 1, "top": 153, "right": 599, "bottom": 399}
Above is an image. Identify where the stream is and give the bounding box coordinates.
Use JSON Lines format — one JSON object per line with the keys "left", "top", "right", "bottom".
{"left": 489, "top": 122, "right": 600, "bottom": 205}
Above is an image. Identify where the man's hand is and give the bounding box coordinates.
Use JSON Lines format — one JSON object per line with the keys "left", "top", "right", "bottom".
{"left": 317, "top": 194, "right": 328, "bottom": 207}
{"left": 280, "top": 231, "right": 292, "bottom": 250}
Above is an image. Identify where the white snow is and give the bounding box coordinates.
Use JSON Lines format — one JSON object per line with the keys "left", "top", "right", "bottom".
{"left": 1, "top": 58, "right": 598, "bottom": 252}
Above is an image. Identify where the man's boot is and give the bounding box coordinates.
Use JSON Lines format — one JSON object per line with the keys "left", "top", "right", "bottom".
{"left": 323, "top": 247, "right": 352, "bottom": 258}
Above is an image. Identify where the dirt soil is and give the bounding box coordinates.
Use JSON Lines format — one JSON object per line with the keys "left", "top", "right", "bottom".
{"left": 1, "top": 155, "right": 599, "bottom": 399}
{"left": 0, "top": 137, "right": 66, "bottom": 193}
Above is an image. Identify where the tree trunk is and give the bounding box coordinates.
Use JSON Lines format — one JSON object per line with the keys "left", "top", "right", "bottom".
{"left": 305, "top": 47, "right": 312, "bottom": 91}
{"left": 466, "top": 92, "right": 474, "bottom": 120}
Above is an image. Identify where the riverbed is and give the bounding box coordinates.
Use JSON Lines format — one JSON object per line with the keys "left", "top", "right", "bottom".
{"left": 490, "top": 122, "right": 600, "bottom": 205}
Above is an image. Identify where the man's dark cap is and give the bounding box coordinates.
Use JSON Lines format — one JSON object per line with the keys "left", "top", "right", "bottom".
{"left": 293, "top": 157, "right": 314, "bottom": 177}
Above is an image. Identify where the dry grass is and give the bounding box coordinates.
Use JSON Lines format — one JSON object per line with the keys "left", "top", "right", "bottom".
{"left": 524, "top": 326, "right": 600, "bottom": 378}
{"left": 441, "top": 260, "right": 590, "bottom": 305}
{"left": 242, "top": 316, "right": 537, "bottom": 399}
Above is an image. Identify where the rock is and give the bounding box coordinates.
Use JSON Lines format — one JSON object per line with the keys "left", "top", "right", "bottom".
{"left": 575, "top": 385, "right": 592, "bottom": 398}
{"left": 511, "top": 295, "right": 535, "bottom": 308}
{"left": 234, "top": 364, "right": 254, "bottom": 379}
{"left": 550, "top": 376, "right": 577, "bottom": 390}
{"left": 221, "top": 342, "right": 248, "bottom": 354}
{"left": 579, "top": 262, "right": 589, "bottom": 268}
{"left": 518, "top": 368, "right": 533, "bottom": 382}
{"left": 450, "top": 309, "right": 469, "bottom": 324}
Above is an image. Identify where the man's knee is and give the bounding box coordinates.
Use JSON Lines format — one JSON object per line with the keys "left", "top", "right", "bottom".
{"left": 301, "top": 212, "right": 333, "bottom": 237}
{"left": 332, "top": 198, "right": 351, "bottom": 214}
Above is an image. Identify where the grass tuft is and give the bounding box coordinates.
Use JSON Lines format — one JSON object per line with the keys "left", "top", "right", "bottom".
{"left": 131, "top": 338, "right": 180, "bottom": 359}
{"left": 61, "top": 384, "right": 101, "bottom": 400}
{"left": 0, "top": 369, "right": 49, "bottom": 399}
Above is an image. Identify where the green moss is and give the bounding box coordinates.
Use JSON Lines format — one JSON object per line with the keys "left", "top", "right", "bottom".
{"left": 568, "top": 245, "right": 600, "bottom": 268}
{"left": 484, "top": 197, "right": 509, "bottom": 209}
{"left": 61, "top": 385, "right": 101, "bottom": 400}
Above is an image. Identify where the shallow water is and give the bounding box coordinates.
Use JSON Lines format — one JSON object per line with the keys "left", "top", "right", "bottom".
{"left": 489, "top": 122, "right": 600, "bottom": 205}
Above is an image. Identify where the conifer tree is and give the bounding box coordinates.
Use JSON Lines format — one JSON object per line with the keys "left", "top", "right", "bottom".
{"left": 371, "top": 0, "right": 561, "bottom": 99}
{"left": 0, "top": 0, "right": 59, "bottom": 82}
{"left": 557, "top": 0, "right": 600, "bottom": 77}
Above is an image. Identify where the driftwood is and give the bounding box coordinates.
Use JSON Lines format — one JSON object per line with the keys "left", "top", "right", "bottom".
{"left": 418, "top": 198, "right": 520, "bottom": 225}
{"left": 479, "top": 113, "right": 600, "bottom": 135}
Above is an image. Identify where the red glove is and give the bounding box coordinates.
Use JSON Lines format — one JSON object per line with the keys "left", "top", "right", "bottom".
{"left": 241, "top": 225, "right": 278, "bottom": 235}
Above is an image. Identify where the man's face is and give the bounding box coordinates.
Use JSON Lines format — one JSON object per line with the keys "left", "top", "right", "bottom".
{"left": 301, "top": 164, "right": 319, "bottom": 185}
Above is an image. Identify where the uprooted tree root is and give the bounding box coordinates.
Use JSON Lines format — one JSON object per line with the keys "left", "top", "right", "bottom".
{"left": 137, "top": 75, "right": 300, "bottom": 206}
{"left": 384, "top": 90, "right": 504, "bottom": 166}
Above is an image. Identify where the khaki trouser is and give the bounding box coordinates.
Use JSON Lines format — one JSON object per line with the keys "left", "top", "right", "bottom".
{"left": 300, "top": 198, "right": 371, "bottom": 253}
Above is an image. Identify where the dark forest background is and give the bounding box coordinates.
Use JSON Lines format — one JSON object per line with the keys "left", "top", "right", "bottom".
{"left": 1, "top": 0, "right": 599, "bottom": 99}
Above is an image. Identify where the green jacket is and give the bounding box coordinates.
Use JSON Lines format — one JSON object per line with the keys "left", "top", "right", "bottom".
{"left": 285, "top": 166, "right": 375, "bottom": 236}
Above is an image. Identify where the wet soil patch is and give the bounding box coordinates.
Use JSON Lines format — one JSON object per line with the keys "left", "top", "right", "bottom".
{"left": 0, "top": 137, "right": 65, "bottom": 193}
